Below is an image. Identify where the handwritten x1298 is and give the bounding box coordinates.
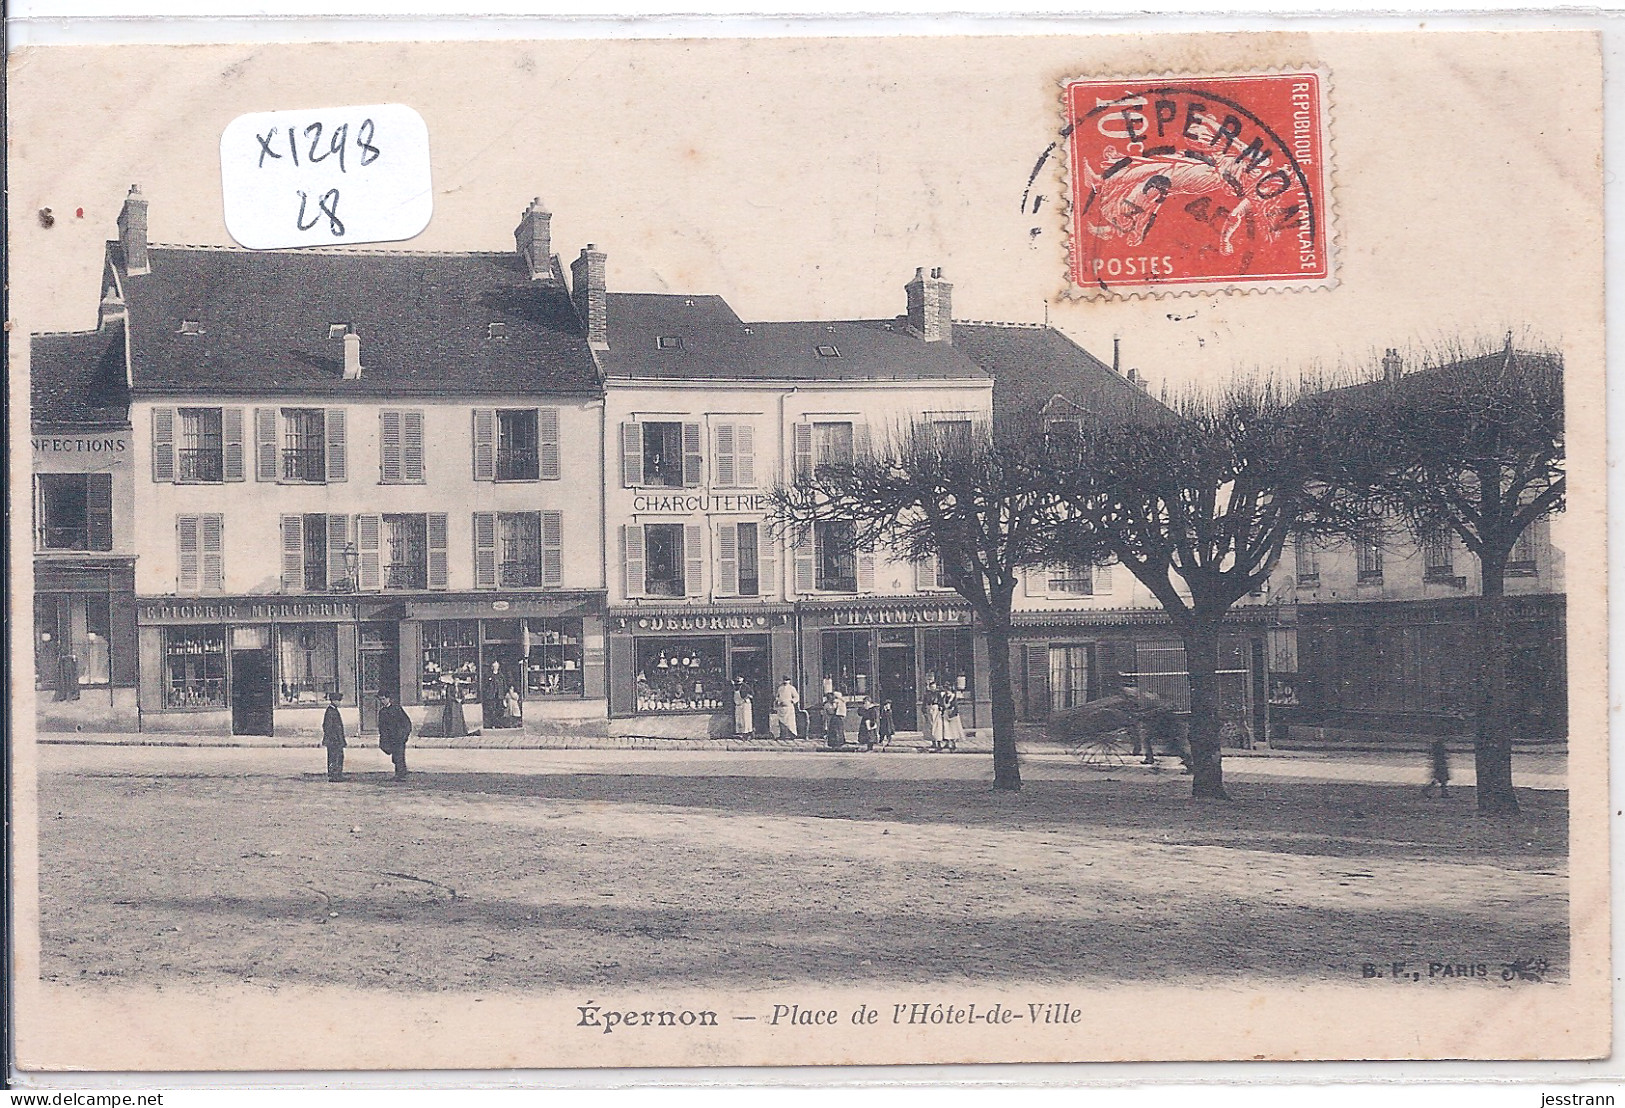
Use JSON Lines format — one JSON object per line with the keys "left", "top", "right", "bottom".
{"left": 220, "top": 103, "right": 434, "bottom": 250}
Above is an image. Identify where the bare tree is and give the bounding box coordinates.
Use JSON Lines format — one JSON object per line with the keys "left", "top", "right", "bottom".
{"left": 768, "top": 420, "right": 1069, "bottom": 792}
{"left": 1317, "top": 340, "right": 1565, "bottom": 815}
{"left": 1041, "top": 379, "right": 1364, "bottom": 800}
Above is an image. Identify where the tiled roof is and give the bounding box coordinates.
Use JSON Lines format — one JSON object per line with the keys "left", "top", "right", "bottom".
{"left": 600, "top": 293, "right": 990, "bottom": 382}
{"left": 951, "top": 324, "right": 1169, "bottom": 427}
{"left": 116, "top": 245, "right": 601, "bottom": 398}
{"left": 31, "top": 322, "right": 131, "bottom": 427}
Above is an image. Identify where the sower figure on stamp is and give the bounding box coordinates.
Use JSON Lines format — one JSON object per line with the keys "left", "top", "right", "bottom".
{"left": 376, "top": 691, "right": 413, "bottom": 781}
{"left": 321, "top": 692, "right": 346, "bottom": 781}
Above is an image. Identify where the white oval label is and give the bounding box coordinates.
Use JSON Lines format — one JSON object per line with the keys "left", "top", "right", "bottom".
{"left": 220, "top": 103, "right": 433, "bottom": 250}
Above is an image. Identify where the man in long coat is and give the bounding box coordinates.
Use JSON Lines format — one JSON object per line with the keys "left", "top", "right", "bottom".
{"left": 376, "top": 692, "right": 413, "bottom": 780}
{"left": 321, "top": 693, "right": 346, "bottom": 781}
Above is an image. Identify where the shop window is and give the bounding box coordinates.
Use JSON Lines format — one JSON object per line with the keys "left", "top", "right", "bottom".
{"left": 523, "top": 619, "right": 584, "bottom": 697}
{"left": 164, "top": 626, "right": 227, "bottom": 708}
{"left": 34, "top": 594, "right": 113, "bottom": 691}
{"left": 1048, "top": 644, "right": 1091, "bottom": 712}
{"left": 36, "top": 473, "right": 112, "bottom": 551}
{"left": 420, "top": 620, "right": 480, "bottom": 705}
{"left": 383, "top": 514, "right": 428, "bottom": 590}
{"left": 821, "top": 630, "right": 875, "bottom": 698}
{"left": 277, "top": 624, "right": 339, "bottom": 704}
{"left": 642, "top": 422, "right": 687, "bottom": 488}
{"left": 922, "top": 628, "right": 975, "bottom": 700}
{"left": 815, "top": 521, "right": 858, "bottom": 592}
{"left": 177, "top": 407, "right": 225, "bottom": 482}
{"left": 496, "top": 409, "right": 540, "bottom": 481}
{"left": 281, "top": 408, "right": 327, "bottom": 482}
{"left": 634, "top": 638, "right": 726, "bottom": 712}
{"left": 644, "top": 523, "right": 686, "bottom": 598}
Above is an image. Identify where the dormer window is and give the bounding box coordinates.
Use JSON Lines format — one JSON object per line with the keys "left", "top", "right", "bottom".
{"left": 815, "top": 344, "right": 841, "bottom": 358}
{"left": 327, "top": 323, "right": 350, "bottom": 340}
{"left": 488, "top": 322, "right": 508, "bottom": 340}
{"left": 178, "top": 320, "right": 203, "bottom": 336}
{"left": 656, "top": 335, "right": 685, "bottom": 351}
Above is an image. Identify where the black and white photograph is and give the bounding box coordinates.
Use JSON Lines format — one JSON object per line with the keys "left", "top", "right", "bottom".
{"left": 6, "top": 27, "right": 1607, "bottom": 1073}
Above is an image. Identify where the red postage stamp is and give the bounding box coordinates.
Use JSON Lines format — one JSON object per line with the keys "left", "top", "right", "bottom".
{"left": 1062, "top": 71, "right": 1332, "bottom": 297}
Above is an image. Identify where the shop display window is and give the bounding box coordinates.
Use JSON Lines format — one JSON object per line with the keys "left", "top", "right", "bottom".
{"left": 634, "top": 638, "right": 726, "bottom": 713}
{"left": 165, "top": 626, "right": 227, "bottom": 708}
{"left": 277, "top": 623, "right": 339, "bottom": 704}
{"left": 821, "top": 630, "right": 875, "bottom": 697}
{"left": 420, "top": 620, "right": 480, "bottom": 705}
{"left": 35, "top": 593, "right": 113, "bottom": 692}
{"left": 922, "top": 628, "right": 975, "bottom": 694}
{"left": 524, "top": 619, "right": 584, "bottom": 696}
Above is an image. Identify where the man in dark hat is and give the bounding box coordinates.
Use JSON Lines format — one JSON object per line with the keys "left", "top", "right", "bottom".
{"left": 376, "top": 691, "right": 413, "bottom": 780}
{"left": 321, "top": 692, "right": 346, "bottom": 781}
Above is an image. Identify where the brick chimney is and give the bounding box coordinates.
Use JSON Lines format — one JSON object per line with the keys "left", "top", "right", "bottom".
{"left": 571, "top": 245, "right": 608, "bottom": 349}
{"left": 514, "top": 198, "right": 553, "bottom": 281}
{"left": 343, "top": 332, "right": 363, "bottom": 380}
{"left": 117, "top": 184, "right": 150, "bottom": 275}
{"left": 905, "top": 267, "right": 953, "bottom": 344}
{"left": 1382, "top": 347, "right": 1402, "bottom": 383}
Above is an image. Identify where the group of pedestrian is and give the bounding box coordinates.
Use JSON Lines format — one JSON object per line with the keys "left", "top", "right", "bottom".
{"left": 920, "top": 679, "right": 964, "bottom": 752}
{"left": 320, "top": 690, "right": 414, "bottom": 782}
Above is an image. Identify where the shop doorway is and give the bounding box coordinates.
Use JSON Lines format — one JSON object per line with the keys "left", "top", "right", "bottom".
{"left": 729, "top": 638, "right": 772, "bottom": 735}
{"left": 877, "top": 631, "right": 917, "bottom": 731}
{"left": 358, "top": 622, "right": 400, "bottom": 733}
{"left": 230, "top": 627, "right": 275, "bottom": 736}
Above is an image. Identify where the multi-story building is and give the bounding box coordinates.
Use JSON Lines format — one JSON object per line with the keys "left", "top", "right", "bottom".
{"left": 598, "top": 268, "right": 998, "bottom": 737}
{"left": 77, "top": 189, "right": 608, "bottom": 736}
{"left": 30, "top": 296, "right": 139, "bottom": 731}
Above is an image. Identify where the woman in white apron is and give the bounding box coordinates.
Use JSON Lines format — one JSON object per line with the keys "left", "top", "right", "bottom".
{"left": 774, "top": 676, "right": 800, "bottom": 738}
{"left": 940, "top": 686, "right": 964, "bottom": 751}
{"left": 921, "top": 680, "right": 944, "bottom": 751}
{"left": 732, "top": 677, "right": 755, "bottom": 739}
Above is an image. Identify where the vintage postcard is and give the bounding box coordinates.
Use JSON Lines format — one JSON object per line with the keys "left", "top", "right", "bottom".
{"left": 6, "top": 29, "right": 1606, "bottom": 1073}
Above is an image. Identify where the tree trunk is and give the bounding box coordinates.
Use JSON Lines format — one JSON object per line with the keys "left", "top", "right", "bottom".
{"left": 1182, "top": 621, "right": 1229, "bottom": 800}
{"left": 1474, "top": 552, "right": 1519, "bottom": 815}
{"left": 984, "top": 618, "right": 1022, "bottom": 792}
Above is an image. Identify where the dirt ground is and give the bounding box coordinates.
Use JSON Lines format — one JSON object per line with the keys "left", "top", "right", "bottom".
{"left": 35, "top": 746, "right": 1568, "bottom": 993}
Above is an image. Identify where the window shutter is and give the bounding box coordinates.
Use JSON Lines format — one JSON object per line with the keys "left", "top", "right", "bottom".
{"left": 682, "top": 422, "right": 703, "bottom": 487}
{"left": 1024, "top": 566, "right": 1049, "bottom": 599}
{"left": 538, "top": 408, "right": 561, "bottom": 480}
{"left": 221, "top": 408, "right": 246, "bottom": 481}
{"left": 684, "top": 523, "right": 704, "bottom": 597}
{"left": 254, "top": 408, "right": 278, "bottom": 481}
{"left": 427, "top": 512, "right": 449, "bottom": 590}
{"left": 1024, "top": 644, "right": 1051, "bottom": 719}
{"left": 737, "top": 424, "right": 756, "bottom": 487}
{"left": 323, "top": 409, "right": 347, "bottom": 482}
{"left": 200, "top": 514, "right": 225, "bottom": 592}
{"left": 176, "top": 515, "right": 200, "bottom": 593}
{"left": 793, "top": 526, "right": 815, "bottom": 593}
{"left": 86, "top": 474, "right": 113, "bottom": 551}
{"left": 793, "top": 422, "right": 814, "bottom": 478}
{"left": 623, "top": 524, "right": 645, "bottom": 598}
{"left": 857, "top": 550, "right": 876, "bottom": 593}
{"left": 757, "top": 526, "right": 778, "bottom": 597}
{"left": 621, "top": 422, "right": 643, "bottom": 487}
{"left": 717, "top": 522, "right": 739, "bottom": 596}
{"left": 472, "top": 512, "right": 498, "bottom": 589}
{"left": 472, "top": 409, "right": 496, "bottom": 481}
{"left": 1095, "top": 560, "right": 1113, "bottom": 594}
{"left": 541, "top": 510, "right": 563, "bottom": 587}
{"left": 380, "top": 410, "right": 403, "bottom": 483}
{"left": 715, "top": 424, "right": 737, "bottom": 487}
{"left": 326, "top": 515, "right": 350, "bottom": 590}
{"left": 916, "top": 556, "right": 939, "bottom": 592}
{"left": 402, "top": 410, "right": 425, "bottom": 483}
{"left": 281, "top": 515, "right": 305, "bottom": 592}
{"left": 355, "top": 514, "right": 382, "bottom": 591}
{"left": 151, "top": 407, "right": 176, "bottom": 482}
